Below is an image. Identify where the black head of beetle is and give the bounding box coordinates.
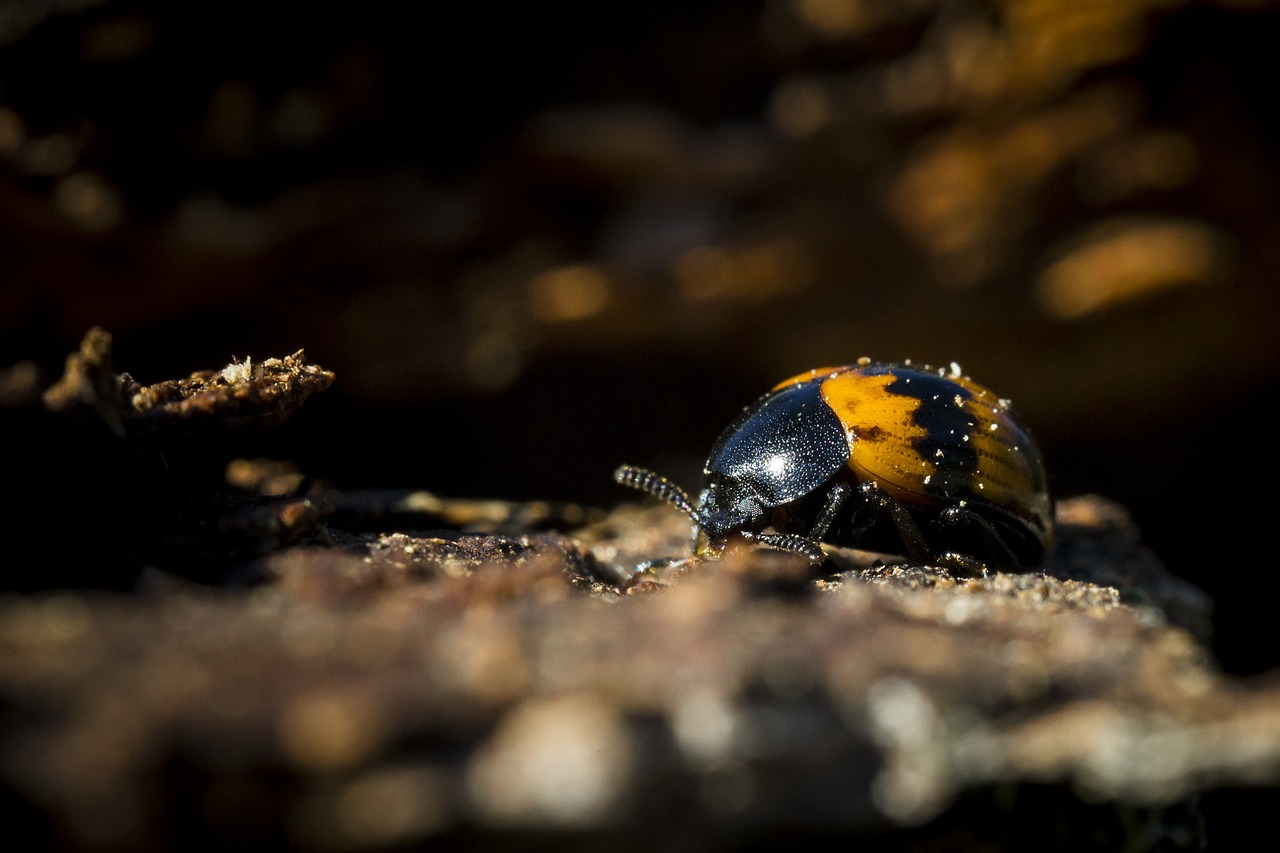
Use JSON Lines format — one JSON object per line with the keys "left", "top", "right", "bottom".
{"left": 614, "top": 464, "right": 827, "bottom": 564}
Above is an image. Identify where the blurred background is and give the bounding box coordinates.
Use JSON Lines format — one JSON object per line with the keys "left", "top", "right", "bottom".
{"left": 4, "top": 0, "right": 1279, "bottom": 673}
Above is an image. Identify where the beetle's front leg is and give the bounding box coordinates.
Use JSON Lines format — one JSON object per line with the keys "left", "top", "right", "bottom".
{"left": 809, "top": 481, "right": 852, "bottom": 541}
{"left": 597, "top": 556, "right": 691, "bottom": 590}
{"left": 743, "top": 530, "right": 826, "bottom": 564}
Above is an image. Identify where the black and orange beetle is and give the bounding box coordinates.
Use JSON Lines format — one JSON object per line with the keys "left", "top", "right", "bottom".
{"left": 615, "top": 359, "right": 1053, "bottom": 574}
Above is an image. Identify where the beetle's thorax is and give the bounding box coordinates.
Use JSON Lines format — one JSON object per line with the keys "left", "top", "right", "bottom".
{"left": 702, "top": 380, "right": 849, "bottom": 509}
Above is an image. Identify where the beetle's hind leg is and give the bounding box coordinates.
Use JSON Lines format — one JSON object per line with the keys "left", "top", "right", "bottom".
{"left": 855, "top": 481, "right": 934, "bottom": 565}
{"left": 929, "top": 504, "right": 1020, "bottom": 576}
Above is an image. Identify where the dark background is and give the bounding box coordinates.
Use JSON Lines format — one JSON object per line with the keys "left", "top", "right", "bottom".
{"left": 4, "top": 0, "right": 1280, "bottom": 674}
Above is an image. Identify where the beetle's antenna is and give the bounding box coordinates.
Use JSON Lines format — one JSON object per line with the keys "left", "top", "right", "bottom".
{"left": 614, "top": 465, "right": 700, "bottom": 522}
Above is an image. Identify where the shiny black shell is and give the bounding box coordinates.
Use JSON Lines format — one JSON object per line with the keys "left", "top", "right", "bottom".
{"left": 696, "top": 362, "right": 1053, "bottom": 568}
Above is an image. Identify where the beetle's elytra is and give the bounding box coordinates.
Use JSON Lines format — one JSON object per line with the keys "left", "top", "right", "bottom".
{"left": 615, "top": 360, "right": 1053, "bottom": 573}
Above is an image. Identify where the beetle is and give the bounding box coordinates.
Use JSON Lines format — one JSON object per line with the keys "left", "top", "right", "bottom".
{"left": 614, "top": 359, "right": 1053, "bottom": 574}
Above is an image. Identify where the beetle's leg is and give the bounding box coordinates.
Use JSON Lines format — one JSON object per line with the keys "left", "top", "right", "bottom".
{"left": 932, "top": 551, "right": 987, "bottom": 576}
{"left": 809, "top": 482, "right": 852, "bottom": 541}
{"left": 688, "top": 524, "right": 703, "bottom": 556}
{"left": 743, "top": 530, "right": 826, "bottom": 564}
{"left": 740, "top": 481, "right": 851, "bottom": 566}
{"left": 930, "top": 505, "right": 1019, "bottom": 576}
{"left": 856, "top": 481, "right": 933, "bottom": 564}
{"left": 596, "top": 556, "right": 688, "bottom": 590}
